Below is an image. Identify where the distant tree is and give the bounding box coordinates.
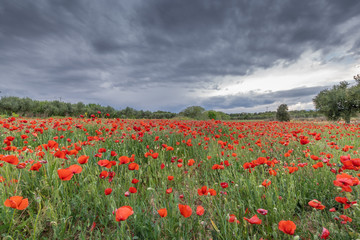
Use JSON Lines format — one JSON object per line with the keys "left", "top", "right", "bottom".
{"left": 179, "top": 106, "right": 205, "bottom": 119}
{"left": 207, "top": 110, "right": 217, "bottom": 120}
{"left": 74, "top": 102, "right": 86, "bottom": 116}
{"left": 276, "top": 104, "right": 290, "bottom": 122}
{"left": 122, "top": 107, "right": 136, "bottom": 119}
{"left": 313, "top": 77, "right": 360, "bottom": 124}
{"left": 0, "top": 96, "right": 21, "bottom": 114}
{"left": 215, "top": 111, "right": 230, "bottom": 120}
{"left": 19, "top": 97, "right": 35, "bottom": 115}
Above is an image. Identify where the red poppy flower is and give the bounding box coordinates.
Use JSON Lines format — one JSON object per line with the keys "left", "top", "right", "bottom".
{"left": 197, "top": 186, "right": 208, "bottom": 196}
{"left": 220, "top": 182, "right": 228, "bottom": 188}
{"left": 4, "top": 196, "right": 29, "bottom": 210}
{"left": 119, "top": 156, "right": 130, "bottom": 165}
{"left": 105, "top": 188, "right": 112, "bottom": 195}
{"left": 228, "top": 214, "right": 240, "bottom": 224}
{"left": 115, "top": 206, "right": 134, "bottom": 221}
{"left": 269, "top": 169, "right": 277, "bottom": 176}
{"left": 208, "top": 189, "right": 217, "bottom": 196}
{"left": 128, "top": 163, "right": 139, "bottom": 170}
{"left": 158, "top": 208, "right": 167, "bottom": 217}
{"left": 178, "top": 204, "right": 192, "bottom": 218}
{"left": 57, "top": 169, "right": 74, "bottom": 181}
{"left": 243, "top": 215, "right": 262, "bottom": 225}
{"left": 196, "top": 206, "right": 205, "bottom": 216}
{"left": 54, "top": 151, "right": 66, "bottom": 159}
{"left": 188, "top": 159, "right": 195, "bottom": 166}
{"left": 30, "top": 162, "right": 42, "bottom": 171}
{"left": 129, "top": 187, "right": 137, "bottom": 193}
{"left": 108, "top": 171, "right": 115, "bottom": 183}
{"left": 212, "top": 164, "right": 224, "bottom": 170}
{"left": 97, "top": 160, "right": 113, "bottom": 169}
{"left": 308, "top": 199, "right": 326, "bottom": 210}
{"left": 320, "top": 227, "right": 330, "bottom": 239}
{"left": 300, "top": 138, "right": 310, "bottom": 145}
{"left": 278, "top": 220, "right": 296, "bottom": 235}
{"left": 77, "top": 155, "right": 89, "bottom": 164}
{"left": 2, "top": 155, "right": 19, "bottom": 165}
{"left": 339, "top": 215, "right": 352, "bottom": 224}
{"left": 333, "top": 173, "right": 359, "bottom": 192}
{"left": 98, "top": 148, "right": 106, "bottom": 153}
{"left": 99, "top": 170, "right": 109, "bottom": 179}
{"left": 67, "top": 164, "right": 82, "bottom": 174}
{"left": 335, "top": 196, "right": 348, "bottom": 204}
{"left": 311, "top": 155, "right": 319, "bottom": 161}
{"left": 15, "top": 162, "right": 26, "bottom": 169}
{"left": 257, "top": 209, "right": 268, "bottom": 215}
{"left": 262, "top": 179, "right": 271, "bottom": 188}
{"left": 132, "top": 178, "right": 139, "bottom": 184}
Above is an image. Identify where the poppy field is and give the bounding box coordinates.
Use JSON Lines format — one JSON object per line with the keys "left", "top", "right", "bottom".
{"left": 0, "top": 116, "right": 359, "bottom": 239}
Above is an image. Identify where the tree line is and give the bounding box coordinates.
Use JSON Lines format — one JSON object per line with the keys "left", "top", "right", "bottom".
{"left": 0, "top": 96, "right": 325, "bottom": 120}
{"left": 0, "top": 97, "right": 175, "bottom": 119}
{"left": 229, "top": 109, "right": 322, "bottom": 121}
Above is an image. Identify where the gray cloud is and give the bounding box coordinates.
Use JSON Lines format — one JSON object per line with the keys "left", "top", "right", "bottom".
{"left": 201, "top": 85, "right": 330, "bottom": 110}
{"left": 0, "top": 0, "right": 359, "bottom": 112}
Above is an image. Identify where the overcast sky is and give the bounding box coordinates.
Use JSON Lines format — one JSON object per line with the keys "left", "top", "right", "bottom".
{"left": 1, "top": 0, "right": 359, "bottom": 113}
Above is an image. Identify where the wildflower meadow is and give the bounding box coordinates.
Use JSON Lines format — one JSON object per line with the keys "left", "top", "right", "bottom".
{"left": 0, "top": 116, "right": 359, "bottom": 239}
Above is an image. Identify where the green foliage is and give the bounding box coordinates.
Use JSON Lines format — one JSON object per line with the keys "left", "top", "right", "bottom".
{"left": 0, "top": 96, "right": 176, "bottom": 119}
{"left": 215, "top": 111, "right": 230, "bottom": 120}
{"left": 179, "top": 106, "right": 205, "bottom": 119}
{"left": 0, "top": 96, "right": 329, "bottom": 121}
{"left": 276, "top": 104, "right": 290, "bottom": 122}
{"left": 229, "top": 110, "right": 322, "bottom": 121}
{"left": 204, "top": 110, "right": 230, "bottom": 120}
{"left": 313, "top": 79, "right": 360, "bottom": 123}
{"left": 207, "top": 110, "right": 217, "bottom": 120}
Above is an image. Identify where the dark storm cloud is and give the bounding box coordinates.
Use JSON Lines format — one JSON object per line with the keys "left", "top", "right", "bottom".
{"left": 92, "top": 39, "right": 124, "bottom": 54}
{"left": 131, "top": 0, "right": 360, "bottom": 83}
{"left": 0, "top": 0, "right": 359, "bottom": 112}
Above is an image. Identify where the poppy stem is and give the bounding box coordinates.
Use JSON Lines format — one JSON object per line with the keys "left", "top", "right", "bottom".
{"left": 7, "top": 209, "right": 16, "bottom": 234}
{"left": 33, "top": 202, "right": 41, "bottom": 239}
{"left": 15, "top": 171, "right": 22, "bottom": 194}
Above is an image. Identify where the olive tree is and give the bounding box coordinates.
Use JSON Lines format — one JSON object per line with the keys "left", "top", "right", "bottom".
{"left": 313, "top": 75, "right": 360, "bottom": 124}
